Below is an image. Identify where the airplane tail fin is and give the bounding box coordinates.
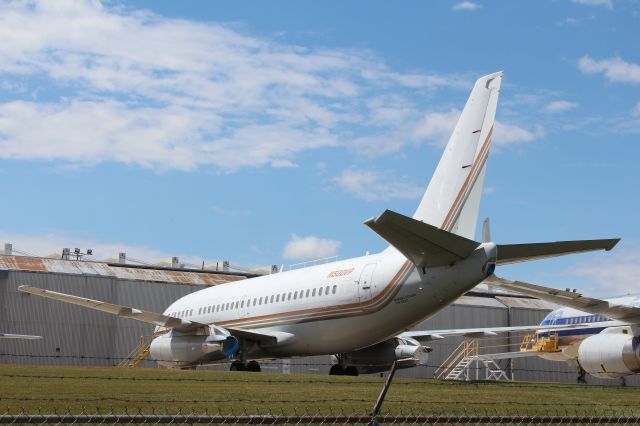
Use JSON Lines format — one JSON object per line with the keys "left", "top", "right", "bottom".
{"left": 414, "top": 71, "right": 503, "bottom": 239}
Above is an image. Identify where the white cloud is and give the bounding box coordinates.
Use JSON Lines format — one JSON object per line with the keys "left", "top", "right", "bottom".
{"left": 562, "top": 245, "right": 640, "bottom": 297}
{"left": 413, "top": 108, "right": 542, "bottom": 148}
{"left": 493, "top": 121, "right": 543, "bottom": 147}
{"left": 0, "top": 0, "right": 465, "bottom": 172}
{"left": 413, "top": 109, "right": 462, "bottom": 147}
{"left": 578, "top": 56, "right": 640, "bottom": 85}
{"left": 632, "top": 102, "right": 640, "bottom": 117}
{"left": 282, "top": 234, "right": 341, "bottom": 261}
{"left": 211, "top": 206, "right": 249, "bottom": 217}
{"left": 452, "top": 2, "right": 482, "bottom": 11}
{"left": 0, "top": 229, "right": 186, "bottom": 264}
{"left": 334, "top": 169, "right": 424, "bottom": 201}
{"left": 545, "top": 100, "right": 578, "bottom": 113}
{"left": 570, "top": 0, "right": 613, "bottom": 9}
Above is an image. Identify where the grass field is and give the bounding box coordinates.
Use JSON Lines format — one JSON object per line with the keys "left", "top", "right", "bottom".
{"left": 1, "top": 364, "right": 639, "bottom": 416}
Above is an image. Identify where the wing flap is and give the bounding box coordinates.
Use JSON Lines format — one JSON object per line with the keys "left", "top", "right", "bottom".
{"left": 365, "top": 209, "right": 479, "bottom": 268}
{"left": 496, "top": 239, "right": 619, "bottom": 265}
{"left": 18, "top": 285, "right": 200, "bottom": 331}
{"left": 401, "top": 323, "right": 590, "bottom": 342}
{"left": 485, "top": 276, "right": 640, "bottom": 324}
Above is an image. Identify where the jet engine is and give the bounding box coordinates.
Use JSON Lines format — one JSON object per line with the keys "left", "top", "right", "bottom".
{"left": 331, "top": 337, "right": 431, "bottom": 375}
{"left": 150, "top": 326, "right": 236, "bottom": 369}
{"left": 577, "top": 327, "right": 640, "bottom": 379}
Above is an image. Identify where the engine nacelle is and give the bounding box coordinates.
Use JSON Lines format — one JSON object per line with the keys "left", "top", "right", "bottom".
{"left": 332, "top": 337, "right": 431, "bottom": 374}
{"left": 577, "top": 327, "right": 640, "bottom": 379}
{"left": 150, "top": 326, "right": 234, "bottom": 369}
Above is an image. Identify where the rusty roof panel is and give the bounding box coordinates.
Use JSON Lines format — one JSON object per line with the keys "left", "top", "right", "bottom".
{"left": 0, "top": 255, "right": 247, "bottom": 286}
{"left": 495, "top": 295, "right": 559, "bottom": 310}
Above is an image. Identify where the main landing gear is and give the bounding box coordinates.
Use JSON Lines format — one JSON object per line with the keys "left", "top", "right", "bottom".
{"left": 229, "top": 360, "right": 261, "bottom": 372}
{"left": 329, "top": 364, "right": 359, "bottom": 376}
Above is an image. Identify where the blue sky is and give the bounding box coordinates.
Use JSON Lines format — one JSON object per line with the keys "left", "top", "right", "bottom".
{"left": 0, "top": 0, "right": 638, "bottom": 296}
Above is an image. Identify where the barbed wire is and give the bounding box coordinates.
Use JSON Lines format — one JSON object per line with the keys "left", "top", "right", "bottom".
{"left": 0, "top": 396, "right": 637, "bottom": 408}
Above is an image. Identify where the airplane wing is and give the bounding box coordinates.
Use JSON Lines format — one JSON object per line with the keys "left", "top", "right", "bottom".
{"left": 485, "top": 276, "right": 640, "bottom": 324}
{"left": 0, "top": 333, "right": 42, "bottom": 339}
{"left": 17, "top": 285, "right": 280, "bottom": 344}
{"left": 400, "top": 323, "right": 590, "bottom": 342}
{"left": 365, "top": 209, "right": 619, "bottom": 269}
{"left": 18, "top": 285, "right": 203, "bottom": 332}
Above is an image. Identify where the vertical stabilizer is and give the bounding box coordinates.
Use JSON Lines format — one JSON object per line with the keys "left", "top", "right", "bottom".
{"left": 413, "top": 71, "right": 502, "bottom": 239}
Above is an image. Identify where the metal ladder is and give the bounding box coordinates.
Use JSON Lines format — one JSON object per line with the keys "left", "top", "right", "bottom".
{"left": 118, "top": 335, "right": 152, "bottom": 368}
{"left": 435, "top": 339, "right": 478, "bottom": 380}
{"left": 444, "top": 357, "right": 474, "bottom": 380}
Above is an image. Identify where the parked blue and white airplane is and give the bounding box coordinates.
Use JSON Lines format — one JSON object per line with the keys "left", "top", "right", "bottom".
{"left": 483, "top": 276, "right": 640, "bottom": 380}
{"left": 16, "top": 72, "right": 619, "bottom": 375}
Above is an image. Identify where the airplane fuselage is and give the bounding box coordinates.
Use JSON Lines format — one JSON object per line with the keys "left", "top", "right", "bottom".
{"left": 532, "top": 298, "right": 638, "bottom": 362}
{"left": 151, "top": 244, "right": 495, "bottom": 365}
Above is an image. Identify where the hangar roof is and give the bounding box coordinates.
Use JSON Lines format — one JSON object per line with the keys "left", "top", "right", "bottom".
{"left": 0, "top": 255, "right": 252, "bottom": 286}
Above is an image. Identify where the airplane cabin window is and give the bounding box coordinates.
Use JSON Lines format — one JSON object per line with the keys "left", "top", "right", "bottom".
{"left": 325, "top": 286, "right": 330, "bottom": 295}
{"left": 294, "top": 291, "right": 298, "bottom": 300}
{"left": 319, "top": 287, "right": 323, "bottom": 296}
{"left": 241, "top": 301, "right": 244, "bottom": 308}
{"left": 259, "top": 297, "right": 263, "bottom": 305}
{"left": 332, "top": 285, "right": 337, "bottom": 294}
{"left": 288, "top": 292, "right": 292, "bottom": 301}
{"left": 312, "top": 288, "right": 316, "bottom": 297}
{"left": 270, "top": 295, "right": 275, "bottom": 303}
{"left": 305, "top": 289, "right": 310, "bottom": 298}
{"left": 276, "top": 294, "right": 280, "bottom": 302}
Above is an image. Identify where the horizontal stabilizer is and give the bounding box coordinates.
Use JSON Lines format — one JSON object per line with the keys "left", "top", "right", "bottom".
{"left": 496, "top": 239, "right": 619, "bottom": 265}
{"left": 365, "top": 210, "right": 479, "bottom": 268}
{"left": 485, "top": 276, "right": 640, "bottom": 324}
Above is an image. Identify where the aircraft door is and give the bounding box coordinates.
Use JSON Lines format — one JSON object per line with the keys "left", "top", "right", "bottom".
{"left": 239, "top": 295, "right": 249, "bottom": 318}
{"left": 357, "top": 263, "right": 377, "bottom": 304}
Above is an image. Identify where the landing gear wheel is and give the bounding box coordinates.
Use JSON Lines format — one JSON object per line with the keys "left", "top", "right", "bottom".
{"left": 246, "top": 360, "right": 261, "bottom": 372}
{"left": 344, "top": 366, "right": 359, "bottom": 376}
{"left": 577, "top": 367, "right": 587, "bottom": 384}
{"left": 329, "top": 364, "right": 344, "bottom": 375}
{"left": 230, "top": 361, "right": 246, "bottom": 371}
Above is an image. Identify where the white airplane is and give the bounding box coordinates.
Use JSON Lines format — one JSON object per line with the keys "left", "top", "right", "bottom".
{"left": 17, "top": 71, "right": 619, "bottom": 375}
{"left": 480, "top": 276, "right": 640, "bottom": 381}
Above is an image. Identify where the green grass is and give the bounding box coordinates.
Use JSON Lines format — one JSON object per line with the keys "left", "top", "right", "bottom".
{"left": 0, "top": 364, "right": 638, "bottom": 416}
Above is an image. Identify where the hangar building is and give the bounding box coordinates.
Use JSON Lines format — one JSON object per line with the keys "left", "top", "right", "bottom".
{"left": 1, "top": 252, "right": 637, "bottom": 386}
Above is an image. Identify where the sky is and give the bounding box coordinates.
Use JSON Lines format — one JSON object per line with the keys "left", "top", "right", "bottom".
{"left": 0, "top": 0, "right": 638, "bottom": 296}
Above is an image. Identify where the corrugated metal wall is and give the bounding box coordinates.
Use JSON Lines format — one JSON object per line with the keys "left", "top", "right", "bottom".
{"left": 0, "top": 270, "right": 197, "bottom": 367}
{"left": 1, "top": 269, "right": 638, "bottom": 385}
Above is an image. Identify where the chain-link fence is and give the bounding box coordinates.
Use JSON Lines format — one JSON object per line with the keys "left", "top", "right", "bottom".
{"left": 2, "top": 407, "right": 640, "bottom": 424}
